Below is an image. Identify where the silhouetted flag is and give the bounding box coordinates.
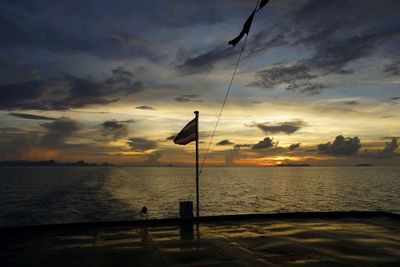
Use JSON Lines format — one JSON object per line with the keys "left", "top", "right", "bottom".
{"left": 173, "top": 117, "right": 197, "bottom": 145}
{"left": 228, "top": 0, "right": 270, "bottom": 46}
{"left": 229, "top": 10, "right": 255, "bottom": 46}
{"left": 258, "top": 0, "right": 270, "bottom": 11}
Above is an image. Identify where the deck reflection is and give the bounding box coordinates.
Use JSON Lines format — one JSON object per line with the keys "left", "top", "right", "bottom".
{"left": 1, "top": 214, "right": 400, "bottom": 266}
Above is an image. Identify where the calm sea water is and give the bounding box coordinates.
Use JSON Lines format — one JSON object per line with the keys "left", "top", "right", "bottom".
{"left": 0, "top": 166, "right": 399, "bottom": 227}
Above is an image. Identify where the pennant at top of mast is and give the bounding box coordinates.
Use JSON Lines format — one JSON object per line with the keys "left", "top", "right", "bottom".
{"left": 258, "top": 0, "right": 270, "bottom": 11}
{"left": 228, "top": 0, "right": 270, "bottom": 46}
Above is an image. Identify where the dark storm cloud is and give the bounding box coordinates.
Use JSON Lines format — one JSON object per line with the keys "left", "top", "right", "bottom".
{"left": 252, "top": 65, "right": 315, "bottom": 89}
{"left": 176, "top": 29, "right": 286, "bottom": 75}
{"left": 249, "top": 120, "right": 307, "bottom": 134}
{"left": 174, "top": 0, "right": 400, "bottom": 79}
{"left": 0, "top": 69, "right": 143, "bottom": 110}
{"left": 159, "top": 3, "right": 224, "bottom": 28}
{"left": 252, "top": 137, "right": 277, "bottom": 150}
{"left": 176, "top": 46, "right": 237, "bottom": 74}
{"left": 246, "top": 31, "right": 289, "bottom": 56}
{"left": 343, "top": 100, "right": 359, "bottom": 106}
{"left": 0, "top": 1, "right": 158, "bottom": 60}
{"left": 101, "top": 120, "right": 129, "bottom": 141}
{"left": 174, "top": 95, "right": 202, "bottom": 103}
{"left": 41, "top": 117, "right": 81, "bottom": 134}
{"left": 127, "top": 138, "right": 157, "bottom": 152}
{"left": 101, "top": 120, "right": 124, "bottom": 129}
{"left": 378, "top": 138, "right": 398, "bottom": 158}
{"left": 234, "top": 144, "right": 252, "bottom": 148}
{"left": 0, "top": 60, "right": 41, "bottom": 84}
{"left": 290, "top": 0, "right": 400, "bottom": 40}
{"left": 298, "top": 30, "right": 400, "bottom": 76}
{"left": 361, "top": 138, "right": 399, "bottom": 159}
{"left": 250, "top": 63, "right": 329, "bottom": 94}
{"left": 2, "top": 0, "right": 399, "bottom": 72}
{"left": 288, "top": 0, "right": 400, "bottom": 58}
{"left": 216, "top": 139, "right": 234, "bottom": 146}
{"left": 136, "top": 105, "right": 156, "bottom": 111}
{"left": 40, "top": 117, "right": 82, "bottom": 148}
{"left": 112, "top": 66, "right": 133, "bottom": 77}
{"left": 0, "top": 0, "right": 240, "bottom": 66}
{"left": 383, "top": 60, "right": 400, "bottom": 76}
{"left": 381, "top": 136, "right": 400, "bottom": 140}
{"left": 287, "top": 82, "right": 328, "bottom": 95}
{"left": 177, "top": 26, "right": 284, "bottom": 74}
{"left": 380, "top": 138, "right": 398, "bottom": 157}
{"left": 119, "top": 119, "right": 136, "bottom": 123}
{"left": 317, "top": 135, "right": 361, "bottom": 156}
{"left": 245, "top": 1, "right": 400, "bottom": 93}
{"left": 9, "top": 112, "right": 55, "bottom": 120}
{"left": 288, "top": 143, "right": 301, "bottom": 151}
{"left": 175, "top": 8, "right": 289, "bottom": 75}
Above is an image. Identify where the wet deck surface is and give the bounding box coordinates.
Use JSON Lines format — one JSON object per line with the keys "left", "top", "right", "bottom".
{"left": 1, "top": 215, "right": 400, "bottom": 266}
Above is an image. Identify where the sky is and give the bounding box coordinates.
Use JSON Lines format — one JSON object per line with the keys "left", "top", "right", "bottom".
{"left": 0, "top": 0, "right": 399, "bottom": 166}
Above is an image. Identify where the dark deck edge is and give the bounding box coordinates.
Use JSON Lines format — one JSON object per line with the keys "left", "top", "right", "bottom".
{"left": 1, "top": 211, "right": 399, "bottom": 232}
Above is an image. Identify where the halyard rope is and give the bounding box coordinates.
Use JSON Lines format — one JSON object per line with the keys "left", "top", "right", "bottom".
{"left": 199, "top": 0, "right": 260, "bottom": 175}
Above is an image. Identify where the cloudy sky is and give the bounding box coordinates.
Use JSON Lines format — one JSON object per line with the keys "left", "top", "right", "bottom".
{"left": 0, "top": 0, "right": 399, "bottom": 166}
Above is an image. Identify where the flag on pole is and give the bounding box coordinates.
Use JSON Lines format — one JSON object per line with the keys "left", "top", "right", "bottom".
{"left": 173, "top": 117, "right": 197, "bottom": 145}
{"left": 228, "top": 0, "right": 270, "bottom": 46}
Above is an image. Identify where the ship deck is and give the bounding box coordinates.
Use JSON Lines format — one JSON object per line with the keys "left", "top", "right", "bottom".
{"left": 1, "top": 212, "right": 400, "bottom": 266}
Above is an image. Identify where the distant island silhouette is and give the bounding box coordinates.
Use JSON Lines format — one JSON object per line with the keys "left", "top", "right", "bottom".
{"left": 0, "top": 160, "right": 114, "bottom": 167}
{"left": 356, "top": 163, "right": 373, "bottom": 167}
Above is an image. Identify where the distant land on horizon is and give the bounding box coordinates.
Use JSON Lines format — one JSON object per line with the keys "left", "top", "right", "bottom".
{"left": 0, "top": 160, "right": 114, "bottom": 167}
{"left": 0, "top": 161, "right": 390, "bottom": 168}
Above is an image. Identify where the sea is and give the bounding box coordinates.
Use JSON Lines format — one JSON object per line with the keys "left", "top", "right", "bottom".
{"left": 0, "top": 166, "right": 399, "bottom": 228}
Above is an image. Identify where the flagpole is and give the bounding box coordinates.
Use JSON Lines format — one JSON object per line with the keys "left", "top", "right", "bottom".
{"left": 194, "top": 111, "right": 199, "bottom": 219}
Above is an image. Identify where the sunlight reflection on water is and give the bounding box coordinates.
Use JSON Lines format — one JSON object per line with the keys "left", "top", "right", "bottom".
{"left": 0, "top": 166, "right": 399, "bottom": 227}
